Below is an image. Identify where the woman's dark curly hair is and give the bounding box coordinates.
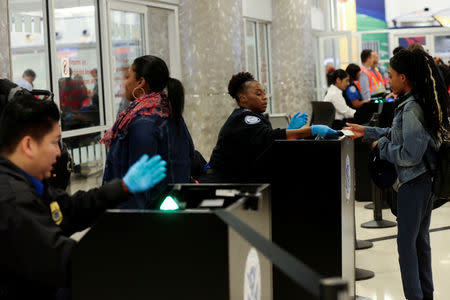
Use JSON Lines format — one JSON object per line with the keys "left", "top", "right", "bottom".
{"left": 390, "top": 48, "right": 450, "bottom": 141}
{"left": 228, "top": 72, "right": 255, "bottom": 102}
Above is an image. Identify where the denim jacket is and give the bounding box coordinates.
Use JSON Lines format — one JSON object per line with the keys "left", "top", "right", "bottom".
{"left": 103, "top": 114, "right": 194, "bottom": 208}
{"left": 363, "top": 93, "right": 440, "bottom": 185}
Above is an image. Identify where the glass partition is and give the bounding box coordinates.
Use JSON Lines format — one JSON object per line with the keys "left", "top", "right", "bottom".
{"left": 54, "top": 0, "right": 102, "bottom": 131}
{"left": 110, "top": 9, "right": 145, "bottom": 115}
{"left": 434, "top": 35, "right": 450, "bottom": 64}
{"left": 148, "top": 6, "right": 171, "bottom": 70}
{"left": 63, "top": 132, "right": 105, "bottom": 193}
{"left": 245, "top": 20, "right": 273, "bottom": 113}
{"left": 9, "top": 0, "right": 49, "bottom": 90}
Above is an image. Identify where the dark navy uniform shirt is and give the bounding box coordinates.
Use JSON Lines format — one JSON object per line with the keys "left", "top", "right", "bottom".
{"left": 209, "top": 107, "right": 286, "bottom": 182}
{"left": 344, "top": 82, "right": 362, "bottom": 109}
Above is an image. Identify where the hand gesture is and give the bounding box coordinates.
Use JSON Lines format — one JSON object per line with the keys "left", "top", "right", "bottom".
{"left": 123, "top": 154, "right": 167, "bottom": 194}
{"left": 311, "top": 125, "right": 338, "bottom": 138}
{"left": 287, "top": 112, "right": 309, "bottom": 129}
{"left": 344, "top": 123, "right": 365, "bottom": 139}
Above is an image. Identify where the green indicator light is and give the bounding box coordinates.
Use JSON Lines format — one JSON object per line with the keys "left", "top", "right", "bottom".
{"left": 160, "top": 196, "right": 180, "bottom": 211}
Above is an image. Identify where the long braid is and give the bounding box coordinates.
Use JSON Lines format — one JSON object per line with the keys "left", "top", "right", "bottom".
{"left": 426, "top": 63, "right": 446, "bottom": 141}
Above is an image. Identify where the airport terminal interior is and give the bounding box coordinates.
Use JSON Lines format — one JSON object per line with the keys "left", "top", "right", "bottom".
{"left": 1, "top": 0, "right": 450, "bottom": 299}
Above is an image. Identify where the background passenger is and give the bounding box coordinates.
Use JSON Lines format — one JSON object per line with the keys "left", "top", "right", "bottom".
{"left": 101, "top": 55, "right": 194, "bottom": 209}
{"left": 205, "top": 72, "right": 337, "bottom": 183}
{"left": 344, "top": 63, "right": 370, "bottom": 109}
{"left": 346, "top": 48, "right": 450, "bottom": 300}
{"left": 15, "top": 69, "right": 36, "bottom": 91}
{"left": 323, "top": 69, "right": 355, "bottom": 129}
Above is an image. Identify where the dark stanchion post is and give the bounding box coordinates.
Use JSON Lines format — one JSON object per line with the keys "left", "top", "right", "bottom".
{"left": 361, "top": 113, "right": 397, "bottom": 229}
{"left": 320, "top": 278, "right": 349, "bottom": 300}
{"left": 361, "top": 184, "right": 396, "bottom": 228}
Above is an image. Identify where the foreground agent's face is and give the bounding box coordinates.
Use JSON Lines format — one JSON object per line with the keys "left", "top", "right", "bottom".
{"left": 124, "top": 64, "right": 145, "bottom": 102}
{"left": 238, "top": 81, "right": 267, "bottom": 113}
{"left": 30, "top": 122, "right": 62, "bottom": 181}
{"left": 336, "top": 76, "right": 350, "bottom": 91}
{"left": 388, "top": 65, "right": 408, "bottom": 95}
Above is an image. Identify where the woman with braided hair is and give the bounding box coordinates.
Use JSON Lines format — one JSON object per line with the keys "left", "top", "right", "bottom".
{"left": 346, "top": 48, "right": 450, "bottom": 300}
{"left": 204, "top": 72, "right": 337, "bottom": 183}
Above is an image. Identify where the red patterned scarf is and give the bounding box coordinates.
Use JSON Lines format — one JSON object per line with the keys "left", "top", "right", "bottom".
{"left": 101, "top": 91, "right": 170, "bottom": 148}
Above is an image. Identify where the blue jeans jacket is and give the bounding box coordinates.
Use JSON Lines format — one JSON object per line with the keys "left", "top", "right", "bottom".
{"left": 364, "top": 94, "right": 440, "bottom": 185}
{"left": 103, "top": 115, "right": 194, "bottom": 208}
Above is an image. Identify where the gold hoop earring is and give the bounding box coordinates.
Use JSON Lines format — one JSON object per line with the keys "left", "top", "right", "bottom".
{"left": 132, "top": 87, "right": 146, "bottom": 100}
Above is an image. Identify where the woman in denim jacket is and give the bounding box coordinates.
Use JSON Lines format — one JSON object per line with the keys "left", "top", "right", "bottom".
{"left": 346, "top": 49, "right": 450, "bottom": 300}
{"left": 101, "top": 55, "right": 193, "bottom": 209}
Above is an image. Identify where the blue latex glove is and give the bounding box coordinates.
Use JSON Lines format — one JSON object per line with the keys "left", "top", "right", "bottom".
{"left": 287, "top": 112, "right": 309, "bottom": 129}
{"left": 311, "top": 125, "right": 338, "bottom": 138}
{"left": 123, "top": 154, "right": 167, "bottom": 194}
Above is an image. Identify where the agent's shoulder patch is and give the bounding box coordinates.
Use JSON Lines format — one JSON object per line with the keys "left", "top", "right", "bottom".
{"left": 50, "top": 201, "right": 63, "bottom": 225}
{"left": 244, "top": 115, "right": 261, "bottom": 125}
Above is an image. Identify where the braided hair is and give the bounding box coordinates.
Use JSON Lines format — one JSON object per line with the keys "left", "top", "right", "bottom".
{"left": 390, "top": 49, "right": 450, "bottom": 141}
{"left": 228, "top": 72, "right": 255, "bottom": 103}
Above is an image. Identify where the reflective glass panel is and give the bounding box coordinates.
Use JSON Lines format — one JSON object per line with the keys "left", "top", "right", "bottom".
{"left": 54, "top": 0, "right": 102, "bottom": 131}
{"left": 245, "top": 20, "right": 258, "bottom": 76}
{"left": 148, "top": 6, "right": 171, "bottom": 70}
{"left": 258, "top": 23, "right": 269, "bottom": 93}
{"left": 110, "top": 9, "right": 145, "bottom": 115}
{"left": 63, "top": 132, "right": 104, "bottom": 193}
{"left": 435, "top": 35, "right": 450, "bottom": 63}
{"left": 9, "top": 0, "right": 48, "bottom": 90}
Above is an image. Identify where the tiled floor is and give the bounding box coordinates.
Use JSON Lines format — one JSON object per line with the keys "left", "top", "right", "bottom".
{"left": 355, "top": 200, "right": 450, "bottom": 300}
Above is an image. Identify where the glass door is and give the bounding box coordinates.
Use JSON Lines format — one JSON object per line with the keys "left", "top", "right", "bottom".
{"left": 315, "top": 32, "right": 353, "bottom": 101}
{"left": 108, "top": 1, "right": 147, "bottom": 117}
{"left": 107, "top": 1, "right": 180, "bottom": 119}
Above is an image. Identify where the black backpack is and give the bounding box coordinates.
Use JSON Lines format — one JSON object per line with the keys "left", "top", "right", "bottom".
{"left": 431, "top": 139, "right": 450, "bottom": 209}
{"left": 0, "top": 79, "right": 26, "bottom": 114}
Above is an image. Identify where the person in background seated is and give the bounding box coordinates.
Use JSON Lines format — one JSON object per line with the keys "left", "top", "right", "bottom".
{"left": 344, "top": 64, "right": 370, "bottom": 109}
{"left": 101, "top": 55, "right": 194, "bottom": 209}
{"left": 323, "top": 69, "right": 355, "bottom": 129}
{"left": 346, "top": 48, "right": 450, "bottom": 300}
{"left": 15, "top": 69, "right": 36, "bottom": 91}
{"left": 0, "top": 92, "right": 167, "bottom": 299}
{"left": 204, "top": 72, "right": 337, "bottom": 183}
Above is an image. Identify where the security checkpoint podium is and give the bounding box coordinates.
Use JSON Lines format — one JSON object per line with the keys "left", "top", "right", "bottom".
{"left": 256, "top": 136, "right": 355, "bottom": 299}
{"left": 71, "top": 184, "right": 274, "bottom": 300}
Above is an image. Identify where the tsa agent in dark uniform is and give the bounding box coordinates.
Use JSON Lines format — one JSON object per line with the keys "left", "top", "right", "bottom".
{"left": 0, "top": 94, "right": 167, "bottom": 299}
{"left": 206, "top": 72, "right": 337, "bottom": 182}
{"left": 344, "top": 63, "right": 377, "bottom": 125}
{"left": 344, "top": 63, "right": 370, "bottom": 109}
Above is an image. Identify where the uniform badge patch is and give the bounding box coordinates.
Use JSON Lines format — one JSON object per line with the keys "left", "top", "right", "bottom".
{"left": 50, "top": 201, "right": 63, "bottom": 225}
{"left": 349, "top": 86, "right": 357, "bottom": 93}
{"left": 245, "top": 116, "right": 261, "bottom": 125}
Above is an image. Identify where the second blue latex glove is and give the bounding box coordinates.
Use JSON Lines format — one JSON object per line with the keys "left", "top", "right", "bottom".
{"left": 311, "top": 125, "right": 338, "bottom": 138}
{"left": 123, "top": 154, "right": 167, "bottom": 194}
{"left": 287, "top": 112, "right": 309, "bottom": 129}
